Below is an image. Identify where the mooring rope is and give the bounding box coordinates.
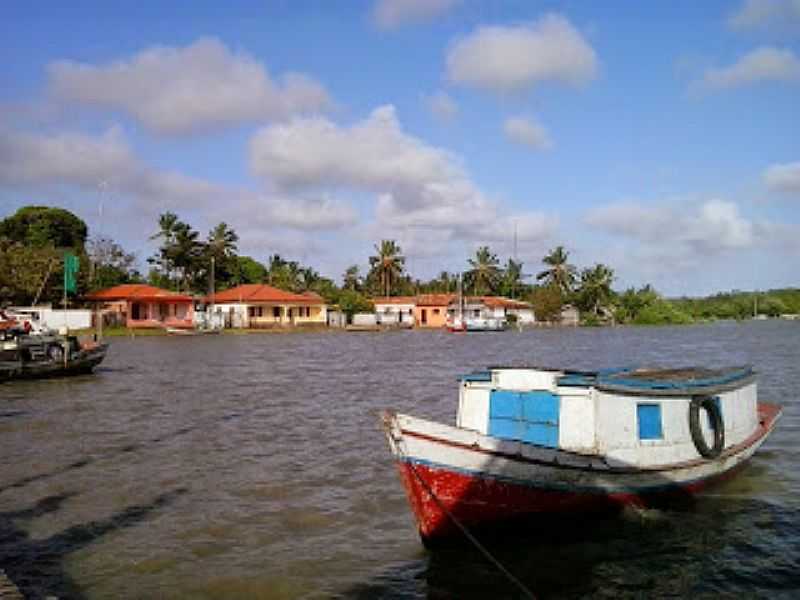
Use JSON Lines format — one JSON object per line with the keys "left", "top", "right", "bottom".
{"left": 389, "top": 425, "right": 536, "bottom": 599}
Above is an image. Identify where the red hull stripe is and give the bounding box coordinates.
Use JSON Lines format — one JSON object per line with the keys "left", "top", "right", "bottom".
{"left": 397, "top": 458, "right": 750, "bottom": 539}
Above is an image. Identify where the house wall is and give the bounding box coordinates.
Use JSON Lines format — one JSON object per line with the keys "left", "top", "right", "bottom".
{"left": 374, "top": 303, "right": 415, "bottom": 326}
{"left": 126, "top": 300, "right": 194, "bottom": 329}
{"left": 245, "top": 303, "right": 326, "bottom": 327}
{"left": 414, "top": 305, "right": 449, "bottom": 328}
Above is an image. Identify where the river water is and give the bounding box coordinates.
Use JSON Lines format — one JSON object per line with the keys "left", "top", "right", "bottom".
{"left": 1, "top": 321, "right": 798, "bottom": 599}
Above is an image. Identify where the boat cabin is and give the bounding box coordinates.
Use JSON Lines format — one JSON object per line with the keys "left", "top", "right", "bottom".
{"left": 456, "top": 366, "right": 758, "bottom": 468}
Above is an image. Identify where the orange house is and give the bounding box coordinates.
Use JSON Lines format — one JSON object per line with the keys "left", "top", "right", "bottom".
{"left": 413, "top": 294, "right": 455, "bottom": 328}
{"left": 86, "top": 284, "right": 195, "bottom": 329}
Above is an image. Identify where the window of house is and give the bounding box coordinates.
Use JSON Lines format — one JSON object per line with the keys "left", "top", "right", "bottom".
{"left": 273, "top": 307, "right": 280, "bottom": 318}
{"left": 637, "top": 404, "right": 663, "bottom": 440}
{"left": 433, "top": 308, "right": 440, "bottom": 315}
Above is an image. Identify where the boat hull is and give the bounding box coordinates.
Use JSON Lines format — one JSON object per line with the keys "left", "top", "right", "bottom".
{"left": 383, "top": 403, "right": 781, "bottom": 541}
{"left": 0, "top": 344, "right": 108, "bottom": 382}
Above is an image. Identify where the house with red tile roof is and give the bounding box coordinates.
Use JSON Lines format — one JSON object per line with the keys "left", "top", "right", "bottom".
{"left": 85, "top": 284, "right": 195, "bottom": 329}
{"left": 371, "top": 296, "right": 416, "bottom": 327}
{"left": 207, "top": 284, "right": 326, "bottom": 328}
{"left": 413, "top": 294, "right": 455, "bottom": 328}
{"left": 472, "top": 296, "right": 536, "bottom": 325}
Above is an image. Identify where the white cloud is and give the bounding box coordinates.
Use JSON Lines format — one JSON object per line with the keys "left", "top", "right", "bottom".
{"left": 48, "top": 37, "right": 331, "bottom": 135}
{"left": 0, "top": 128, "right": 354, "bottom": 231}
{"left": 248, "top": 104, "right": 557, "bottom": 242}
{"left": 764, "top": 161, "right": 800, "bottom": 194}
{"left": 728, "top": 0, "right": 800, "bottom": 31}
{"left": 503, "top": 116, "right": 552, "bottom": 150}
{"left": 446, "top": 14, "right": 598, "bottom": 93}
{"left": 372, "top": 0, "right": 459, "bottom": 29}
{"left": 252, "top": 196, "right": 358, "bottom": 230}
{"left": 585, "top": 199, "right": 754, "bottom": 255}
{"left": 700, "top": 46, "right": 800, "bottom": 89}
{"left": 424, "top": 91, "right": 459, "bottom": 122}
{"left": 0, "top": 127, "right": 135, "bottom": 187}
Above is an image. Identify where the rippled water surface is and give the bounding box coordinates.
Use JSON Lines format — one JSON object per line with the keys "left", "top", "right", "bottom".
{"left": 1, "top": 321, "right": 799, "bottom": 598}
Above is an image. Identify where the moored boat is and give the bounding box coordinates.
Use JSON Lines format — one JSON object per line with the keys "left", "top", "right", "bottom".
{"left": 382, "top": 365, "right": 781, "bottom": 543}
{"left": 0, "top": 330, "right": 108, "bottom": 381}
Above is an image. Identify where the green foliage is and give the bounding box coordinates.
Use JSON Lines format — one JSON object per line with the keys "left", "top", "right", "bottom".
{"left": 368, "top": 240, "right": 405, "bottom": 296}
{"left": 672, "top": 289, "right": 800, "bottom": 320}
{"left": 0, "top": 240, "right": 60, "bottom": 305}
{"left": 574, "top": 263, "right": 614, "bottom": 318}
{"left": 0, "top": 206, "right": 88, "bottom": 249}
{"left": 498, "top": 258, "right": 524, "bottom": 298}
{"left": 0, "top": 206, "right": 94, "bottom": 305}
{"left": 233, "top": 256, "right": 268, "bottom": 285}
{"left": 633, "top": 301, "right": 693, "bottom": 325}
{"left": 337, "top": 289, "right": 374, "bottom": 316}
{"left": 536, "top": 246, "right": 576, "bottom": 295}
{"left": 465, "top": 246, "right": 501, "bottom": 295}
{"left": 529, "top": 284, "right": 564, "bottom": 323}
{"left": 87, "top": 236, "right": 140, "bottom": 291}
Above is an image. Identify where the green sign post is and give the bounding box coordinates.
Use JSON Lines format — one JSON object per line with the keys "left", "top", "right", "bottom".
{"left": 64, "top": 252, "right": 79, "bottom": 295}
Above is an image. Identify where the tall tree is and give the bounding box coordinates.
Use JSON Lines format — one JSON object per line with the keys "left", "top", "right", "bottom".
{"left": 87, "top": 236, "right": 139, "bottom": 290}
{"left": 576, "top": 263, "right": 615, "bottom": 317}
{"left": 499, "top": 258, "right": 524, "bottom": 298}
{"left": 536, "top": 246, "right": 577, "bottom": 296}
{"left": 368, "top": 240, "right": 405, "bottom": 297}
{"left": 205, "top": 222, "right": 239, "bottom": 289}
{"left": 0, "top": 206, "right": 88, "bottom": 250}
{"left": 342, "top": 265, "right": 362, "bottom": 292}
{"left": 465, "top": 246, "right": 501, "bottom": 295}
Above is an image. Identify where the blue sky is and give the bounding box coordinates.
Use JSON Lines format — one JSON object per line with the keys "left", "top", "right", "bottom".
{"left": 1, "top": 0, "right": 798, "bottom": 296}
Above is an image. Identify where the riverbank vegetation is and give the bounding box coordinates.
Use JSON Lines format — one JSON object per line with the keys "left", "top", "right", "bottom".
{"left": 2, "top": 206, "right": 798, "bottom": 325}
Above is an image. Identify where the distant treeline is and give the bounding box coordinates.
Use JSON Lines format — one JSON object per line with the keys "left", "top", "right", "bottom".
{"left": 1, "top": 205, "right": 796, "bottom": 325}
{"left": 671, "top": 289, "right": 800, "bottom": 321}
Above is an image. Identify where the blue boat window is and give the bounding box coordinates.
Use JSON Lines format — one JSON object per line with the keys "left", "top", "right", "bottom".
{"left": 637, "top": 403, "right": 663, "bottom": 440}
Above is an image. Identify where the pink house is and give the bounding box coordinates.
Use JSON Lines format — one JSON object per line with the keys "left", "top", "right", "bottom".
{"left": 86, "top": 284, "right": 195, "bottom": 329}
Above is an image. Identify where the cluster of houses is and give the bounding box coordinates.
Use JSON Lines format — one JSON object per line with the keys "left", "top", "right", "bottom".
{"left": 67, "top": 283, "right": 574, "bottom": 331}
{"left": 8, "top": 282, "right": 590, "bottom": 332}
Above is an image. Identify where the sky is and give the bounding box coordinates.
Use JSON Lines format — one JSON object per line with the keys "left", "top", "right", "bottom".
{"left": 1, "top": 0, "right": 798, "bottom": 296}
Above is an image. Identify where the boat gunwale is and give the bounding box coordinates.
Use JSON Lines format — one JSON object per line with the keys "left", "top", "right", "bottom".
{"left": 389, "top": 402, "right": 781, "bottom": 476}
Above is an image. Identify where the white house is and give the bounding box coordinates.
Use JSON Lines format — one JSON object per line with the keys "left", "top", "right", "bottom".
{"left": 371, "top": 296, "right": 416, "bottom": 327}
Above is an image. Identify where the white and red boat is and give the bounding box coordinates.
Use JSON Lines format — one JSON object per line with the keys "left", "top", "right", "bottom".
{"left": 382, "top": 365, "right": 781, "bottom": 543}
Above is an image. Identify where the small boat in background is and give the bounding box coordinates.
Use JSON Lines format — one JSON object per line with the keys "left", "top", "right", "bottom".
{"left": 0, "top": 329, "right": 108, "bottom": 381}
{"left": 382, "top": 365, "right": 781, "bottom": 543}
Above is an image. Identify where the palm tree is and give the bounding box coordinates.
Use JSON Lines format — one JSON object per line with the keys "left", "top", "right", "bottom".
{"left": 465, "top": 246, "right": 501, "bottom": 295}
{"left": 148, "top": 212, "right": 181, "bottom": 284}
{"left": 577, "top": 263, "right": 614, "bottom": 317}
{"left": 206, "top": 222, "right": 238, "bottom": 260}
{"left": 170, "top": 222, "right": 201, "bottom": 291}
{"left": 342, "top": 265, "right": 361, "bottom": 291}
{"left": 369, "top": 240, "right": 405, "bottom": 297}
{"left": 536, "top": 246, "right": 577, "bottom": 295}
{"left": 501, "top": 258, "right": 524, "bottom": 298}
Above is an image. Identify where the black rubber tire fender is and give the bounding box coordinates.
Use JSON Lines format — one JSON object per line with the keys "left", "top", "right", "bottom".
{"left": 47, "top": 343, "right": 64, "bottom": 362}
{"left": 689, "top": 395, "right": 724, "bottom": 458}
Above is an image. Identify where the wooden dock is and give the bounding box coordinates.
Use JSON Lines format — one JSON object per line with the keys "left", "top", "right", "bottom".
{"left": 0, "top": 569, "right": 24, "bottom": 599}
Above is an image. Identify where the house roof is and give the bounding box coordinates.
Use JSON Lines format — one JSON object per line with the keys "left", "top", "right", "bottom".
{"left": 371, "top": 296, "right": 417, "bottom": 305}
{"left": 208, "top": 284, "right": 325, "bottom": 305}
{"left": 415, "top": 293, "right": 456, "bottom": 307}
{"left": 478, "top": 296, "right": 533, "bottom": 310}
{"left": 85, "top": 284, "right": 193, "bottom": 303}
